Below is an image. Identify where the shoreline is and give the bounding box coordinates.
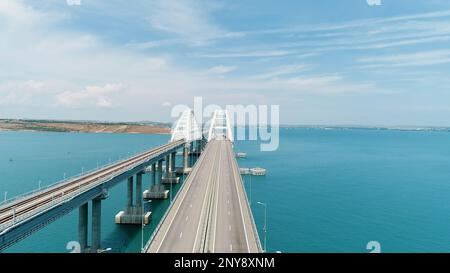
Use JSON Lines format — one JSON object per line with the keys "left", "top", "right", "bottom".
{"left": 0, "top": 128, "right": 170, "bottom": 135}
{"left": 0, "top": 119, "right": 171, "bottom": 135}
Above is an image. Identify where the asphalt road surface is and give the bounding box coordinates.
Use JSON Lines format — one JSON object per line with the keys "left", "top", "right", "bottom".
{"left": 147, "top": 139, "right": 260, "bottom": 253}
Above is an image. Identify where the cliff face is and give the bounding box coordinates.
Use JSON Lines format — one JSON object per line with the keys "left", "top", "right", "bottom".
{"left": 0, "top": 120, "right": 171, "bottom": 134}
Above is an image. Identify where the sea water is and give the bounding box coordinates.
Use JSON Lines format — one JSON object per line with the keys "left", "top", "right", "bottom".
{"left": 1, "top": 128, "right": 450, "bottom": 253}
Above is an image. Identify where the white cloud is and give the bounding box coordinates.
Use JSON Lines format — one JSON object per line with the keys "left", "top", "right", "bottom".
{"left": 24, "top": 80, "right": 45, "bottom": 90}
{"left": 148, "top": 0, "right": 223, "bottom": 44}
{"left": 56, "top": 83, "right": 124, "bottom": 108}
{"left": 0, "top": 0, "right": 40, "bottom": 22}
{"left": 357, "top": 50, "right": 450, "bottom": 67}
{"left": 233, "top": 9, "right": 450, "bottom": 58}
{"left": 125, "top": 39, "right": 180, "bottom": 50}
{"left": 197, "top": 50, "right": 295, "bottom": 58}
{"left": 251, "top": 9, "right": 450, "bottom": 36}
{"left": 206, "top": 65, "right": 236, "bottom": 74}
{"left": 0, "top": 0, "right": 398, "bottom": 123}
{"left": 251, "top": 64, "right": 309, "bottom": 80}
{"left": 66, "top": 0, "right": 82, "bottom": 6}
{"left": 0, "top": 80, "right": 50, "bottom": 106}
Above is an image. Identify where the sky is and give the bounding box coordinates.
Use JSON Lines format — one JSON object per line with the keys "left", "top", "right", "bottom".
{"left": 1, "top": 0, "right": 450, "bottom": 126}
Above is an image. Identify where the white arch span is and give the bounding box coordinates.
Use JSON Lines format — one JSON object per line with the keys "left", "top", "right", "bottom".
{"left": 170, "top": 109, "right": 202, "bottom": 143}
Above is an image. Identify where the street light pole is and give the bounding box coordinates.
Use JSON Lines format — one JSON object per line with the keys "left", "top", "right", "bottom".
{"left": 170, "top": 180, "right": 173, "bottom": 204}
{"left": 249, "top": 175, "right": 252, "bottom": 206}
{"left": 257, "top": 202, "right": 267, "bottom": 253}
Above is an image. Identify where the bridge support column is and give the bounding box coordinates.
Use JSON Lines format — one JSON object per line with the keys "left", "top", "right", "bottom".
{"left": 197, "top": 139, "right": 204, "bottom": 153}
{"left": 162, "top": 153, "right": 180, "bottom": 184}
{"left": 92, "top": 198, "right": 101, "bottom": 252}
{"left": 150, "top": 163, "right": 156, "bottom": 187}
{"left": 77, "top": 190, "right": 108, "bottom": 253}
{"left": 171, "top": 152, "right": 176, "bottom": 172}
{"left": 165, "top": 154, "right": 170, "bottom": 174}
{"left": 78, "top": 203, "right": 88, "bottom": 252}
{"left": 136, "top": 172, "right": 142, "bottom": 209}
{"left": 190, "top": 140, "right": 201, "bottom": 164}
{"left": 184, "top": 144, "right": 188, "bottom": 169}
{"left": 181, "top": 143, "right": 191, "bottom": 174}
{"left": 116, "top": 172, "right": 151, "bottom": 225}
{"left": 143, "top": 159, "right": 169, "bottom": 199}
{"left": 127, "top": 176, "right": 133, "bottom": 210}
{"left": 158, "top": 159, "right": 163, "bottom": 182}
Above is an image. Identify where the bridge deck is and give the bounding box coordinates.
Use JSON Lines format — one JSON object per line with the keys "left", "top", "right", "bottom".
{"left": 0, "top": 140, "right": 184, "bottom": 238}
{"left": 146, "top": 139, "right": 261, "bottom": 253}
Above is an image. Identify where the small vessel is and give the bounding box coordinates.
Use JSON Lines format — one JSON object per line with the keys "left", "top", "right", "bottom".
{"left": 236, "top": 152, "right": 247, "bottom": 158}
{"left": 250, "top": 167, "right": 266, "bottom": 176}
{"left": 240, "top": 168, "right": 250, "bottom": 175}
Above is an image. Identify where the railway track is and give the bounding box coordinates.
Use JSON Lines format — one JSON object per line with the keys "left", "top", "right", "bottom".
{"left": 0, "top": 140, "right": 184, "bottom": 229}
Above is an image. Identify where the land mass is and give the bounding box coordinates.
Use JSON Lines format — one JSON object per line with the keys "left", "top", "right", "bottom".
{"left": 279, "top": 124, "right": 450, "bottom": 132}
{"left": 0, "top": 119, "right": 171, "bottom": 134}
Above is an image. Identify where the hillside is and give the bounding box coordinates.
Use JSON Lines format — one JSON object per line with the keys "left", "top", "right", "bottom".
{"left": 0, "top": 119, "right": 171, "bottom": 134}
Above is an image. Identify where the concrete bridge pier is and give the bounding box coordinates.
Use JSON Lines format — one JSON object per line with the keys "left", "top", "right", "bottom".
{"left": 115, "top": 173, "right": 151, "bottom": 225}
{"left": 143, "top": 159, "right": 169, "bottom": 199}
{"left": 184, "top": 143, "right": 189, "bottom": 171}
{"left": 91, "top": 197, "right": 101, "bottom": 252}
{"left": 78, "top": 190, "right": 109, "bottom": 253}
{"left": 195, "top": 139, "right": 202, "bottom": 153}
{"left": 78, "top": 203, "right": 88, "bottom": 252}
{"left": 191, "top": 140, "right": 202, "bottom": 162}
{"left": 162, "top": 152, "right": 180, "bottom": 184}
{"left": 176, "top": 143, "right": 191, "bottom": 175}
{"left": 171, "top": 152, "right": 176, "bottom": 173}
{"left": 188, "top": 141, "right": 202, "bottom": 166}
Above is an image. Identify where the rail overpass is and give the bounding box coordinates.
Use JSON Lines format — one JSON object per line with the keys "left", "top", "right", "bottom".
{"left": 0, "top": 139, "right": 194, "bottom": 252}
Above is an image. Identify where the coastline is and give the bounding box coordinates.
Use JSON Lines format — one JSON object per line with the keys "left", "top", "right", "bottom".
{"left": 0, "top": 119, "right": 171, "bottom": 135}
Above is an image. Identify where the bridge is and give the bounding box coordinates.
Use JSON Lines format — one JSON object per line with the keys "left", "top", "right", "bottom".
{"left": 0, "top": 109, "right": 262, "bottom": 253}
{"left": 145, "top": 109, "right": 260, "bottom": 253}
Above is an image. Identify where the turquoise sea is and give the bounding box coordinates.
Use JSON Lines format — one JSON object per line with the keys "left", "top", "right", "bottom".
{"left": 1, "top": 128, "right": 450, "bottom": 253}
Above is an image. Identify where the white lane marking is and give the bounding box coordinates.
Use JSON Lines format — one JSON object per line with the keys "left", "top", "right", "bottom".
{"left": 230, "top": 244, "right": 233, "bottom": 251}
{"left": 229, "top": 225, "right": 232, "bottom": 231}
{"left": 212, "top": 140, "right": 223, "bottom": 253}
{"left": 190, "top": 204, "right": 192, "bottom": 208}
{"left": 227, "top": 199, "right": 230, "bottom": 204}
{"left": 179, "top": 232, "right": 183, "bottom": 238}
{"left": 228, "top": 210, "right": 231, "bottom": 216}
{"left": 185, "top": 216, "right": 189, "bottom": 221}
{"left": 154, "top": 143, "right": 211, "bottom": 252}
{"left": 228, "top": 141, "right": 250, "bottom": 252}
{"left": 192, "top": 142, "right": 221, "bottom": 253}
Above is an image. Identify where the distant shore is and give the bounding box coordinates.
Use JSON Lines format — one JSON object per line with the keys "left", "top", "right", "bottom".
{"left": 0, "top": 119, "right": 171, "bottom": 134}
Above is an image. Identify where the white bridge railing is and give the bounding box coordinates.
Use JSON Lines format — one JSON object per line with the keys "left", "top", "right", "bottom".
{"left": 0, "top": 142, "right": 183, "bottom": 234}
{"left": 0, "top": 152, "right": 142, "bottom": 208}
